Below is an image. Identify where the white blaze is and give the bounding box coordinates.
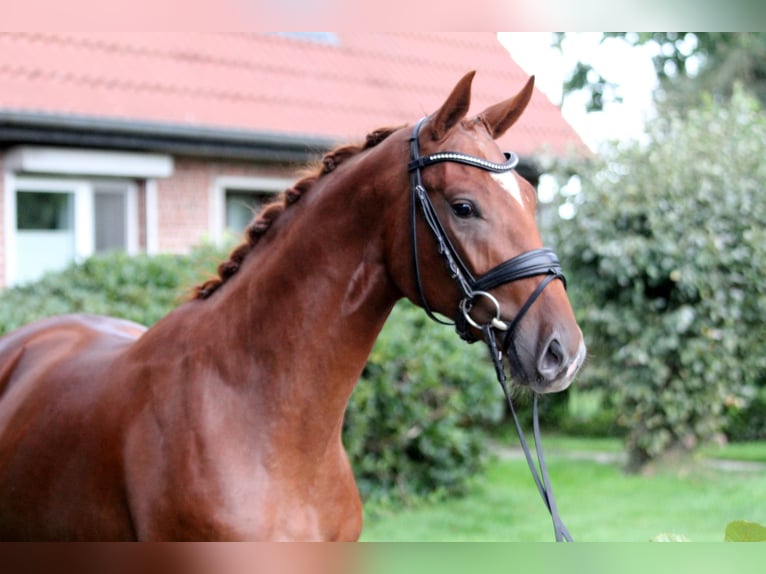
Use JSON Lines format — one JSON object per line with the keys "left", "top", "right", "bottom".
{"left": 492, "top": 172, "right": 523, "bottom": 206}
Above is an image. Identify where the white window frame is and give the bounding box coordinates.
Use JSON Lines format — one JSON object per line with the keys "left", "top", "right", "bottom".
{"left": 3, "top": 146, "right": 172, "bottom": 286}
{"left": 145, "top": 179, "right": 159, "bottom": 255}
{"left": 210, "top": 175, "right": 293, "bottom": 245}
{"left": 5, "top": 175, "right": 139, "bottom": 286}
{"left": 4, "top": 170, "right": 19, "bottom": 286}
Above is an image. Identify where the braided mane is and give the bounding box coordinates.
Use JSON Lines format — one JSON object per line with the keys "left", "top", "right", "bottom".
{"left": 195, "top": 126, "right": 400, "bottom": 299}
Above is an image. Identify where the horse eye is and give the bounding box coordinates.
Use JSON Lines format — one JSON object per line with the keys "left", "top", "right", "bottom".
{"left": 451, "top": 201, "right": 475, "bottom": 218}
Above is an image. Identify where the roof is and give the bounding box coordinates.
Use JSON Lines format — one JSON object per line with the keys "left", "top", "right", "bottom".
{"left": 0, "top": 32, "right": 587, "bottom": 158}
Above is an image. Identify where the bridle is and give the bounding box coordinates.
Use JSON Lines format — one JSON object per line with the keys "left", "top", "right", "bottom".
{"left": 408, "top": 117, "right": 573, "bottom": 542}
{"left": 408, "top": 118, "right": 566, "bottom": 351}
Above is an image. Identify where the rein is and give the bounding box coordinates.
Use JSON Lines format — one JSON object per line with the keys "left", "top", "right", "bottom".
{"left": 408, "top": 118, "right": 572, "bottom": 542}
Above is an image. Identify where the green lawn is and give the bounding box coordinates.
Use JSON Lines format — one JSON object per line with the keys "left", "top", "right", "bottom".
{"left": 360, "top": 437, "right": 766, "bottom": 542}
{"left": 699, "top": 440, "right": 766, "bottom": 463}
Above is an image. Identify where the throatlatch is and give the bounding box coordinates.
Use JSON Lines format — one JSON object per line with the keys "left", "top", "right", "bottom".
{"left": 408, "top": 117, "right": 572, "bottom": 542}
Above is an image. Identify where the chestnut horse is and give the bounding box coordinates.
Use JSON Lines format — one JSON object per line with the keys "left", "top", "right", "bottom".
{"left": 0, "top": 72, "right": 585, "bottom": 540}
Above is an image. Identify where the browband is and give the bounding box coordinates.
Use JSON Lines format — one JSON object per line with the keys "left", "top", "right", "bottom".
{"left": 408, "top": 151, "right": 519, "bottom": 173}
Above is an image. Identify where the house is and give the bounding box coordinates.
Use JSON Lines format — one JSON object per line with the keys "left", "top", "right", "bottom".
{"left": 0, "top": 32, "right": 587, "bottom": 288}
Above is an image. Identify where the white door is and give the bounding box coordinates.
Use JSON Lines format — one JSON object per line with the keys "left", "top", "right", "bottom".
{"left": 13, "top": 180, "right": 89, "bottom": 285}
{"left": 10, "top": 177, "right": 137, "bottom": 286}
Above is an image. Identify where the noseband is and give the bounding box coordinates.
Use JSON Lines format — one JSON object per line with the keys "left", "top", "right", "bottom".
{"left": 408, "top": 118, "right": 572, "bottom": 541}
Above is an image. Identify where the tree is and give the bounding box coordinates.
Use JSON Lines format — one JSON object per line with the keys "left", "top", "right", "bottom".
{"left": 552, "top": 87, "right": 766, "bottom": 469}
{"left": 556, "top": 33, "right": 766, "bottom": 113}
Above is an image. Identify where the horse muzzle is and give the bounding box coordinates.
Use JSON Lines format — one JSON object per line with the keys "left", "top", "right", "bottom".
{"left": 530, "top": 336, "right": 587, "bottom": 394}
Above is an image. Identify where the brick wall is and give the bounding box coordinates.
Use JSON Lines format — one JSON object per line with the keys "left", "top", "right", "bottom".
{"left": 155, "top": 157, "right": 296, "bottom": 253}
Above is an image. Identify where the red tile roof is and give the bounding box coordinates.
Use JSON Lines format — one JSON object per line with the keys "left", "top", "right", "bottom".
{"left": 0, "top": 32, "right": 586, "bottom": 157}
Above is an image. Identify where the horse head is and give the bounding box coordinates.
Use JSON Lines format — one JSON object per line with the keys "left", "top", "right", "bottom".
{"left": 385, "top": 71, "right": 585, "bottom": 394}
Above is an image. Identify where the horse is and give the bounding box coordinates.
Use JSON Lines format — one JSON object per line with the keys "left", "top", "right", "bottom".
{"left": 0, "top": 71, "right": 585, "bottom": 540}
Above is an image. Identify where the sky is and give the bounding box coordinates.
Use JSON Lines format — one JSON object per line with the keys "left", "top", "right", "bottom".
{"left": 498, "top": 33, "right": 660, "bottom": 152}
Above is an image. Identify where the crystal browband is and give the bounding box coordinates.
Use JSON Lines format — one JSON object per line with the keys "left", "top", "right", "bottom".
{"left": 408, "top": 151, "right": 519, "bottom": 174}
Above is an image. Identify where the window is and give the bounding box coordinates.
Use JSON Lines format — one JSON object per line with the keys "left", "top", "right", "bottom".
{"left": 272, "top": 32, "right": 340, "bottom": 46}
{"left": 93, "top": 181, "right": 136, "bottom": 254}
{"left": 211, "top": 176, "right": 293, "bottom": 244}
{"left": 17, "top": 191, "right": 74, "bottom": 231}
{"left": 8, "top": 176, "right": 138, "bottom": 285}
{"left": 225, "top": 190, "right": 274, "bottom": 235}
{"left": 4, "top": 146, "right": 171, "bottom": 287}
{"left": 15, "top": 189, "right": 76, "bottom": 285}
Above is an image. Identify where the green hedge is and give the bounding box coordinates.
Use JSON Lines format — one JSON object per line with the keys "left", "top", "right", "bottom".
{"left": 551, "top": 87, "right": 766, "bottom": 468}
{"left": 0, "top": 247, "right": 504, "bottom": 502}
{"left": 0, "top": 245, "right": 222, "bottom": 333}
{"left": 725, "top": 387, "right": 766, "bottom": 442}
{"left": 345, "top": 301, "right": 504, "bottom": 502}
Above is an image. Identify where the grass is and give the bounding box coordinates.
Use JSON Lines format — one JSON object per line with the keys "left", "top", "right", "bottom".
{"left": 360, "top": 437, "right": 766, "bottom": 542}
{"left": 699, "top": 440, "right": 766, "bottom": 463}
{"left": 512, "top": 433, "right": 624, "bottom": 454}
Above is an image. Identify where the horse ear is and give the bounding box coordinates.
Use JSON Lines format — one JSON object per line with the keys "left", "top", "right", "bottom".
{"left": 428, "top": 70, "right": 476, "bottom": 141}
{"left": 477, "top": 75, "right": 535, "bottom": 139}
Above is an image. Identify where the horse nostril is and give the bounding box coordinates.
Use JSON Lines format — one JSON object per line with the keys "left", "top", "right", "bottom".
{"left": 538, "top": 337, "right": 565, "bottom": 379}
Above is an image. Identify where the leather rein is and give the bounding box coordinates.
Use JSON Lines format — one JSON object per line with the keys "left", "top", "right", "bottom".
{"left": 408, "top": 118, "right": 573, "bottom": 542}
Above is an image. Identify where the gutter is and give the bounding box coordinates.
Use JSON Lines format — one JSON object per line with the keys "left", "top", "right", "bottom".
{"left": 0, "top": 110, "right": 540, "bottom": 181}
{"left": 0, "top": 111, "right": 338, "bottom": 164}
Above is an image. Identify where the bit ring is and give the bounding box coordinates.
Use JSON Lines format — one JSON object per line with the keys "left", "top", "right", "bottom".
{"left": 460, "top": 291, "right": 508, "bottom": 331}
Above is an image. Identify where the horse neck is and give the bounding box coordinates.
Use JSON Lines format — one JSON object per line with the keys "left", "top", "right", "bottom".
{"left": 156, "top": 156, "right": 405, "bottom": 448}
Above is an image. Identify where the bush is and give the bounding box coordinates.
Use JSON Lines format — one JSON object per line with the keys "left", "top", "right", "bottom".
{"left": 0, "top": 249, "right": 505, "bottom": 503}
{"left": 345, "top": 300, "right": 504, "bottom": 503}
{"left": 725, "top": 387, "right": 766, "bottom": 442}
{"left": 0, "top": 244, "right": 224, "bottom": 334}
{"left": 552, "top": 87, "right": 766, "bottom": 468}
{"left": 555, "top": 388, "right": 624, "bottom": 438}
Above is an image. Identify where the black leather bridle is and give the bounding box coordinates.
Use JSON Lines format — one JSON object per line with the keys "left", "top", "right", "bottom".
{"left": 408, "top": 117, "right": 573, "bottom": 542}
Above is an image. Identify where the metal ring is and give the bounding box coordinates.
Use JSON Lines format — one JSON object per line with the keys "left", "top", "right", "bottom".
{"left": 460, "top": 291, "right": 509, "bottom": 331}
